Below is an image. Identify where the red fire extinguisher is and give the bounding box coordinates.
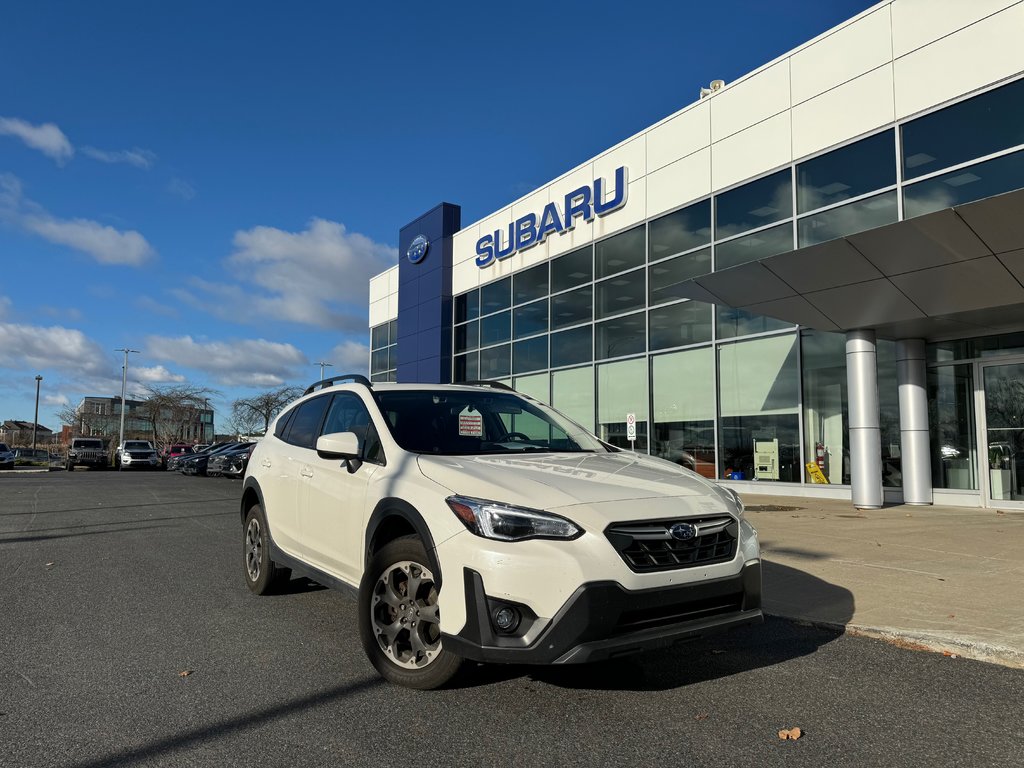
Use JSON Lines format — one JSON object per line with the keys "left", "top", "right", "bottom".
{"left": 815, "top": 442, "right": 826, "bottom": 472}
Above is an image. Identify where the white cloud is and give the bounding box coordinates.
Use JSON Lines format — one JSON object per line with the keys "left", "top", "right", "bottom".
{"left": 184, "top": 218, "right": 397, "bottom": 330}
{"left": 43, "top": 393, "right": 70, "bottom": 408}
{"left": 81, "top": 146, "right": 157, "bottom": 169}
{"left": 145, "top": 335, "right": 308, "bottom": 387}
{"left": 0, "top": 117, "right": 74, "bottom": 164}
{"left": 0, "top": 173, "right": 156, "bottom": 266}
{"left": 167, "top": 178, "right": 195, "bottom": 200}
{"left": 0, "top": 321, "right": 109, "bottom": 377}
{"left": 134, "top": 365, "right": 186, "bottom": 383}
{"left": 329, "top": 339, "right": 370, "bottom": 372}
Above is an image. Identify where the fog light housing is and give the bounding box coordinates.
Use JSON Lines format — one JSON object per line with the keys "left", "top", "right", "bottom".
{"left": 492, "top": 606, "right": 521, "bottom": 633}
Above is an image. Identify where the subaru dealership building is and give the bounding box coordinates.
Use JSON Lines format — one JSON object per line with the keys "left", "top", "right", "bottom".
{"left": 368, "top": 0, "right": 1024, "bottom": 510}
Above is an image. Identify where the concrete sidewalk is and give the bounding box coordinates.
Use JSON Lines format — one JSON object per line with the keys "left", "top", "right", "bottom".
{"left": 741, "top": 493, "right": 1024, "bottom": 668}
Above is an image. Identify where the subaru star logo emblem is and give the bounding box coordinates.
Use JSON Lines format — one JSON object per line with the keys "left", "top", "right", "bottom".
{"left": 669, "top": 522, "right": 697, "bottom": 540}
{"left": 407, "top": 234, "right": 429, "bottom": 264}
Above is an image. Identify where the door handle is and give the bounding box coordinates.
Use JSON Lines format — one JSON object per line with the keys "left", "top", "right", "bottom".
{"left": 301, "top": 466, "right": 314, "bottom": 478}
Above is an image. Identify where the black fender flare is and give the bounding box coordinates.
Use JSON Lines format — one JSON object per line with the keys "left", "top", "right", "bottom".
{"left": 240, "top": 476, "right": 266, "bottom": 525}
{"left": 365, "top": 498, "right": 442, "bottom": 588}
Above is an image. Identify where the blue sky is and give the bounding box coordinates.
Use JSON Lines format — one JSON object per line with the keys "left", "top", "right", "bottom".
{"left": 0, "top": 0, "right": 875, "bottom": 433}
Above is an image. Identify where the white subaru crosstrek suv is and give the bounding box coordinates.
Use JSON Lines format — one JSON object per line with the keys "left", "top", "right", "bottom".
{"left": 242, "top": 375, "right": 762, "bottom": 689}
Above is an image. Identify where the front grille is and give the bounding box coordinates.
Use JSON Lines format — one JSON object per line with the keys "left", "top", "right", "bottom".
{"left": 605, "top": 516, "right": 737, "bottom": 573}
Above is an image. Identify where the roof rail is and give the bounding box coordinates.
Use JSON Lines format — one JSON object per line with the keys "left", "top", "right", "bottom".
{"left": 303, "top": 374, "right": 373, "bottom": 396}
{"left": 461, "top": 380, "right": 514, "bottom": 392}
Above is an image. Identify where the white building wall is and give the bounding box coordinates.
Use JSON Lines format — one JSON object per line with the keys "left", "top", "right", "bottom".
{"left": 368, "top": 265, "right": 399, "bottom": 325}
{"left": 437, "top": 0, "right": 1024, "bottom": 298}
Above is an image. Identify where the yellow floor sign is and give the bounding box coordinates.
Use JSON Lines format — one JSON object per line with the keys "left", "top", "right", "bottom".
{"left": 806, "top": 462, "right": 830, "bottom": 484}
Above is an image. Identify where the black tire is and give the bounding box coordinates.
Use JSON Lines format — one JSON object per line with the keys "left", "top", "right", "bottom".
{"left": 358, "top": 535, "right": 462, "bottom": 690}
{"left": 242, "top": 504, "right": 291, "bottom": 595}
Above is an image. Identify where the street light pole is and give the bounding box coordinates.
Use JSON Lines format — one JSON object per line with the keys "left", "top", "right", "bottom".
{"left": 115, "top": 348, "right": 139, "bottom": 468}
{"left": 316, "top": 361, "right": 333, "bottom": 381}
{"left": 32, "top": 375, "right": 42, "bottom": 450}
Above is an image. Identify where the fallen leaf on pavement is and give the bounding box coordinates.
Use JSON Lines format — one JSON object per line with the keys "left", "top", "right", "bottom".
{"left": 942, "top": 651, "right": 958, "bottom": 658}
{"left": 948, "top": 614, "right": 955, "bottom": 619}
{"left": 178, "top": 670, "right": 193, "bottom": 678}
{"left": 695, "top": 713, "right": 709, "bottom": 721}
{"left": 778, "top": 727, "right": 803, "bottom": 740}
{"left": 45, "top": 562, "right": 54, "bottom": 567}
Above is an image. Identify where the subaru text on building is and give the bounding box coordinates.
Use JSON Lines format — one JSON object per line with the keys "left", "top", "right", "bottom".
{"left": 241, "top": 375, "right": 761, "bottom": 689}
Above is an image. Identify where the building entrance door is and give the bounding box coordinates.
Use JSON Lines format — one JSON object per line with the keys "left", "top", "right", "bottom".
{"left": 978, "top": 359, "right": 1024, "bottom": 508}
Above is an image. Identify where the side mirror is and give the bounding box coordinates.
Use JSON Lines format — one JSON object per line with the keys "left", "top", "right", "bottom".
{"left": 316, "top": 431, "right": 361, "bottom": 460}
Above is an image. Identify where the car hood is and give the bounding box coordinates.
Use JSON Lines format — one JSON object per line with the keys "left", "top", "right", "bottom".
{"left": 416, "top": 451, "right": 735, "bottom": 516}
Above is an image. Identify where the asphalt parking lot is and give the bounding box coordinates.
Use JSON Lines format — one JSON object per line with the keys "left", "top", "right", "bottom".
{"left": 2, "top": 472, "right": 1023, "bottom": 767}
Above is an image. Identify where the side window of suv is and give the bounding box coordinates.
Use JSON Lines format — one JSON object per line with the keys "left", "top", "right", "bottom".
{"left": 282, "top": 395, "right": 331, "bottom": 449}
{"left": 321, "top": 393, "right": 383, "bottom": 464}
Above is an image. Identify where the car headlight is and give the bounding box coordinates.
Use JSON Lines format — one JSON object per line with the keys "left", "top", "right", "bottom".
{"left": 446, "top": 496, "right": 583, "bottom": 542}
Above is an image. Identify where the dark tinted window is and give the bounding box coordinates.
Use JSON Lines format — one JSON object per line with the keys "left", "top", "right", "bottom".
{"left": 513, "top": 336, "right": 548, "bottom": 374}
{"left": 480, "top": 310, "right": 510, "bottom": 346}
{"left": 716, "top": 307, "right": 794, "bottom": 339}
{"left": 513, "top": 263, "right": 548, "bottom": 304}
{"left": 649, "top": 199, "right": 711, "bottom": 259}
{"left": 283, "top": 395, "right": 331, "bottom": 449}
{"left": 595, "top": 225, "right": 645, "bottom": 278}
{"left": 513, "top": 299, "right": 548, "bottom": 338}
{"left": 275, "top": 406, "right": 297, "bottom": 438}
{"left": 453, "top": 352, "right": 478, "bottom": 382}
{"left": 595, "top": 269, "right": 645, "bottom": 319}
{"left": 903, "top": 149, "right": 1024, "bottom": 218}
{"left": 595, "top": 313, "right": 646, "bottom": 360}
{"left": 388, "top": 320, "right": 397, "bottom": 344}
{"left": 551, "top": 286, "right": 592, "bottom": 330}
{"left": 551, "top": 326, "right": 592, "bottom": 368}
{"left": 715, "top": 169, "right": 792, "bottom": 239}
{"left": 371, "top": 348, "right": 389, "bottom": 373}
{"left": 479, "top": 344, "right": 511, "bottom": 379}
{"left": 797, "top": 130, "right": 896, "bottom": 213}
{"left": 715, "top": 222, "right": 793, "bottom": 270}
{"left": 455, "top": 321, "right": 479, "bottom": 353}
{"left": 454, "top": 290, "right": 479, "bottom": 323}
{"left": 322, "top": 392, "right": 382, "bottom": 463}
{"left": 371, "top": 324, "right": 388, "bottom": 349}
{"left": 902, "top": 78, "right": 1024, "bottom": 180}
{"left": 551, "top": 246, "right": 592, "bottom": 292}
{"left": 649, "top": 247, "right": 711, "bottom": 305}
{"left": 649, "top": 301, "right": 713, "bottom": 350}
{"left": 480, "top": 277, "right": 511, "bottom": 314}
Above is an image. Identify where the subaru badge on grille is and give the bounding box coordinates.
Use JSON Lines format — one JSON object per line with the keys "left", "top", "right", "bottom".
{"left": 669, "top": 522, "right": 697, "bottom": 540}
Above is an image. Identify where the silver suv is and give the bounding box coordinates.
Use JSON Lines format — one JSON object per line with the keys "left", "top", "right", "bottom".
{"left": 242, "top": 375, "right": 762, "bottom": 689}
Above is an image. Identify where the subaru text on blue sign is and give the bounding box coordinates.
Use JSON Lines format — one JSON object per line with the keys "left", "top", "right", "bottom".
{"left": 475, "top": 166, "right": 628, "bottom": 268}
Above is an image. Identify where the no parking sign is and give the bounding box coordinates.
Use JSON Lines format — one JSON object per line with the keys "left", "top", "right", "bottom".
{"left": 626, "top": 412, "right": 636, "bottom": 446}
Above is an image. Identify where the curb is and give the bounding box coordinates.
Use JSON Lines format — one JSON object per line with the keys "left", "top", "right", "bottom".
{"left": 769, "top": 613, "right": 1024, "bottom": 669}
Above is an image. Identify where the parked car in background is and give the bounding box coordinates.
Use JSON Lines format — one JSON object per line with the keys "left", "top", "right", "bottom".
{"left": 181, "top": 443, "right": 238, "bottom": 476}
{"left": 222, "top": 443, "right": 258, "bottom": 479}
{"left": 207, "top": 442, "right": 255, "bottom": 477}
{"left": 115, "top": 440, "right": 160, "bottom": 470}
{"left": 66, "top": 438, "right": 109, "bottom": 471}
{"left": 0, "top": 442, "right": 14, "bottom": 470}
{"left": 161, "top": 443, "right": 194, "bottom": 468}
{"left": 14, "top": 448, "right": 52, "bottom": 467}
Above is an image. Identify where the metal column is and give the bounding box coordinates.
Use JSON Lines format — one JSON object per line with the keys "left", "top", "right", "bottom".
{"left": 896, "top": 339, "right": 932, "bottom": 505}
{"left": 846, "top": 330, "right": 883, "bottom": 509}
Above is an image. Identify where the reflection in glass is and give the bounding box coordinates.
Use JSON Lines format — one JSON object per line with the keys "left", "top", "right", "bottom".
{"left": 551, "top": 326, "right": 592, "bottom": 368}
{"left": 513, "top": 299, "right": 548, "bottom": 338}
{"left": 595, "top": 269, "right": 645, "bottom": 319}
{"left": 715, "top": 222, "right": 793, "bottom": 270}
{"left": 652, "top": 348, "right": 716, "bottom": 477}
{"left": 597, "top": 357, "right": 648, "bottom": 451}
{"left": 551, "top": 286, "right": 592, "bottom": 330}
{"left": 513, "top": 336, "right": 547, "bottom": 374}
{"left": 715, "top": 169, "right": 792, "bottom": 239}
{"left": 453, "top": 352, "right": 478, "bottom": 382}
{"left": 716, "top": 306, "right": 793, "bottom": 339}
{"left": 928, "top": 364, "right": 976, "bottom": 491}
{"left": 649, "top": 248, "right": 711, "bottom": 304}
{"left": 551, "top": 246, "right": 593, "bottom": 293}
{"left": 371, "top": 348, "right": 389, "bottom": 373}
{"left": 454, "top": 290, "right": 479, "bottom": 323}
{"left": 648, "top": 199, "right": 711, "bottom": 260}
{"left": 371, "top": 324, "right": 388, "bottom": 350}
{"left": 983, "top": 363, "right": 1024, "bottom": 501}
{"left": 801, "top": 331, "right": 850, "bottom": 485}
{"left": 877, "top": 340, "right": 901, "bottom": 488}
{"left": 903, "top": 149, "right": 1024, "bottom": 219}
{"left": 649, "top": 301, "right": 712, "bottom": 350}
{"left": 480, "top": 310, "right": 510, "bottom": 346}
{"left": 454, "top": 320, "right": 478, "bottom": 353}
{"left": 718, "top": 335, "right": 800, "bottom": 482}
{"left": 552, "top": 366, "right": 594, "bottom": 431}
{"left": 595, "top": 313, "right": 645, "bottom": 360}
{"left": 595, "top": 225, "right": 645, "bottom": 278}
{"left": 480, "top": 277, "right": 511, "bottom": 315}
{"left": 901, "top": 77, "right": 1024, "bottom": 180}
{"left": 797, "top": 191, "right": 898, "bottom": 247}
{"left": 513, "top": 263, "right": 548, "bottom": 305}
{"left": 797, "top": 130, "right": 896, "bottom": 213}
{"left": 479, "top": 344, "right": 510, "bottom": 379}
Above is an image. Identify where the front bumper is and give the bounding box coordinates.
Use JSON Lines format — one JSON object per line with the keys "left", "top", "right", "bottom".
{"left": 442, "top": 560, "right": 762, "bottom": 665}
{"left": 121, "top": 455, "right": 159, "bottom": 468}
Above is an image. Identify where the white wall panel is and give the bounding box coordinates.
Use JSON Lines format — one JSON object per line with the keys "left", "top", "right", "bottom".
{"left": 369, "top": 271, "right": 389, "bottom": 303}
{"left": 452, "top": 258, "right": 480, "bottom": 296}
{"left": 646, "top": 148, "right": 711, "bottom": 218}
{"left": 792, "top": 65, "right": 895, "bottom": 160}
{"left": 646, "top": 101, "right": 711, "bottom": 174}
{"left": 452, "top": 228, "right": 478, "bottom": 267}
{"left": 790, "top": 6, "right": 892, "bottom": 104}
{"left": 594, "top": 178, "right": 646, "bottom": 240}
{"left": 712, "top": 111, "right": 792, "bottom": 191}
{"left": 710, "top": 61, "right": 790, "bottom": 143}
{"left": 385, "top": 265, "right": 398, "bottom": 296}
{"left": 369, "top": 298, "right": 390, "bottom": 327}
{"left": 386, "top": 292, "right": 398, "bottom": 320}
{"left": 593, "top": 135, "right": 646, "bottom": 185}
{"left": 891, "top": 0, "right": 1020, "bottom": 58}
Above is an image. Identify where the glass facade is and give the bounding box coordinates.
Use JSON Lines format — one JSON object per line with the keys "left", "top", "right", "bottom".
{"left": 369, "top": 319, "right": 398, "bottom": 382}
{"left": 434, "top": 75, "right": 1024, "bottom": 492}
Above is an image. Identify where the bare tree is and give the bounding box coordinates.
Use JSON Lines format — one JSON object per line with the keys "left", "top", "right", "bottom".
{"left": 136, "top": 384, "right": 220, "bottom": 450}
{"left": 231, "top": 386, "right": 303, "bottom": 435}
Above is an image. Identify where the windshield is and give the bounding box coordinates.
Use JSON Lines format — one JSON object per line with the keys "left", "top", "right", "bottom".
{"left": 75, "top": 440, "right": 103, "bottom": 449}
{"left": 376, "top": 390, "right": 606, "bottom": 456}
{"left": 125, "top": 441, "right": 151, "bottom": 449}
